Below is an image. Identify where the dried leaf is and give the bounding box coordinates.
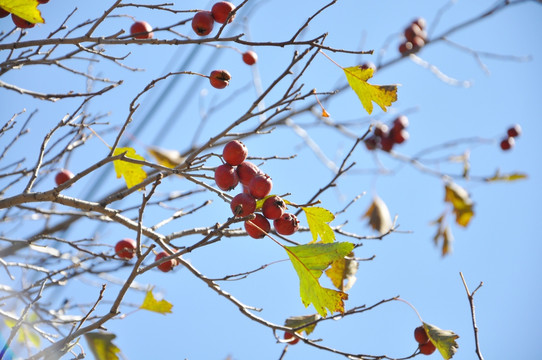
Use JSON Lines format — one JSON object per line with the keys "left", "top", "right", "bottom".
{"left": 485, "top": 170, "right": 527, "bottom": 182}
{"left": 423, "top": 322, "right": 459, "bottom": 359}
{"left": 84, "top": 332, "right": 121, "bottom": 360}
{"left": 0, "top": 0, "right": 44, "bottom": 24}
{"left": 284, "top": 314, "right": 321, "bottom": 336}
{"left": 325, "top": 251, "right": 358, "bottom": 291}
{"left": 139, "top": 290, "right": 173, "bottom": 315}
{"left": 362, "top": 196, "right": 392, "bottom": 234}
{"left": 147, "top": 147, "right": 185, "bottom": 169}
{"left": 343, "top": 66, "right": 398, "bottom": 114}
{"left": 112, "top": 147, "right": 147, "bottom": 189}
{"left": 302, "top": 206, "right": 335, "bottom": 243}
{"left": 444, "top": 182, "right": 474, "bottom": 227}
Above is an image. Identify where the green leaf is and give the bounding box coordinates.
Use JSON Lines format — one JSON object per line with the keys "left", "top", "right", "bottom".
{"left": 444, "top": 182, "right": 474, "bottom": 227}
{"left": 112, "top": 147, "right": 147, "bottom": 189}
{"left": 343, "top": 66, "right": 398, "bottom": 114}
{"left": 284, "top": 314, "right": 321, "bottom": 336}
{"left": 302, "top": 206, "right": 335, "bottom": 243}
{"left": 84, "top": 332, "right": 121, "bottom": 360}
{"left": 139, "top": 290, "right": 173, "bottom": 315}
{"left": 325, "top": 251, "right": 358, "bottom": 291}
{"left": 423, "top": 322, "right": 459, "bottom": 359}
{"left": 285, "top": 242, "right": 354, "bottom": 317}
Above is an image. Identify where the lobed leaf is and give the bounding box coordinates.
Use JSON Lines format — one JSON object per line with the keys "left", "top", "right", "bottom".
{"left": 325, "top": 251, "right": 358, "bottom": 291}
{"left": 84, "top": 332, "right": 121, "bottom": 360}
{"left": 423, "top": 322, "right": 459, "bottom": 359}
{"left": 139, "top": 290, "right": 173, "bottom": 315}
{"left": 343, "top": 66, "right": 398, "bottom": 114}
{"left": 112, "top": 147, "right": 147, "bottom": 189}
{"left": 0, "top": 0, "right": 44, "bottom": 24}
{"left": 302, "top": 206, "right": 335, "bottom": 243}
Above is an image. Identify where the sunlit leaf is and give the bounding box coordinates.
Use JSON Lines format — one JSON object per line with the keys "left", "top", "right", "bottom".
{"left": 302, "top": 206, "right": 335, "bottom": 243}
{"left": 485, "top": 170, "right": 527, "bottom": 182}
{"left": 343, "top": 66, "right": 398, "bottom": 114}
{"left": 4, "top": 312, "right": 41, "bottom": 348}
{"left": 284, "top": 314, "right": 321, "bottom": 336}
{"left": 147, "top": 147, "right": 185, "bottom": 169}
{"left": 444, "top": 182, "right": 474, "bottom": 227}
{"left": 139, "top": 290, "right": 173, "bottom": 315}
{"left": 325, "top": 251, "right": 358, "bottom": 291}
{"left": 362, "top": 195, "right": 392, "bottom": 234}
{"left": 84, "top": 332, "right": 121, "bottom": 360}
{"left": 112, "top": 147, "right": 147, "bottom": 189}
{"left": 285, "top": 242, "right": 354, "bottom": 317}
{"left": 0, "top": 0, "right": 44, "bottom": 24}
{"left": 423, "top": 322, "right": 459, "bottom": 359}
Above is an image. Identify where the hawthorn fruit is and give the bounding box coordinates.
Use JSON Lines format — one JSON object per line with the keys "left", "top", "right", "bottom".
{"left": 507, "top": 124, "right": 522, "bottom": 138}
{"left": 244, "top": 213, "right": 271, "bottom": 239}
{"left": 262, "top": 195, "right": 286, "bottom": 220}
{"left": 155, "top": 251, "right": 177, "bottom": 272}
{"left": 223, "top": 140, "right": 248, "bottom": 166}
{"left": 414, "top": 326, "right": 429, "bottom": 344}
{"left": 242, "top": 50, "right": 258, "bottom": 65}
{"left": 211, "top": 1, "right": 236, "bottom": 24}
{"left": 236, "top": 161, "right": 263, "bottom": 186}
{"left": 283, "top": 331, "right": 299, "bottom": 345}
{"left": 274, "top": 213, "right": 299, "bottom": 235}
{"left": 249, "top": 174, "right": 272, "bottom": 199}
{"left": 214, "top": 163, "right": 239, "bottom": 191}
{"left": 130, "top": 20, "right": 153, "bottom": 39}
{"left": 0, "top": 8, "right": 9, "bottom": 18}
{"left": 115, "top": 238, "right": 137, "bottom": 260}
{"left": 230, "top": 193, "right": 256, "bottom": 217}
{"left": 419, "top": 340, "right": 436, "bottom": 355}
{"left": 55, "top": 169, "right": 74, "bottom": 186}
{"left": 192, "top": 11, "right": 214, "bottom": 36}
{"left": 500, "top": 137, "right": 515, "bottom": 151}
{"left": 12, "top": 14, "right": 35, "bottom": 28}
{"left": 209, "top": 69, "right": 231, "bottom": 89}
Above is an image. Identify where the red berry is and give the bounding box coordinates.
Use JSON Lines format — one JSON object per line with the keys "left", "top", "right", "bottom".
{"left": 249, "top": 174, "right": 272, "bottom": 199}
{"left": 55, "top": 169, "right": 74, "bottom": 186}
{"left": 230, "top": 193, "right": 256, "bottom": 217}
{"left": 192, "top": 11, "right": 214, "bottom": 36}
{"left": 223, "top": 140, "right": 248, "bottom": 166}
{"left": 413, "top": 17, "right": 427, "bottom": 30}
{"left": 507, "top": 124, "right": 521, "bottom": 138}
{"left": 419, "top": 340, "right": 436, "bottom": 355}
{"left": 37, "top": 0, "right": 49, "bottom": 3}
{"left": 12, "top": 14, "right": 35, "bottom": 28}
{"left": 0, "top": 8, "right": 10, "bottom": 18}
{"left": 273, "top": 213, "right": 299, "bottom": 235}
{"left": 500, "top": 137, "right": 514, "bottom": 151}
{"left": 399, "top": 41, "right": 412, "bottom": 55}
{"left": 155, "top": 251, "right": 177, "bottom": 272}
{"left": 360, "top": 62, "right": 376, "bottom": 71}
{"left": 244, "top": 213, "right": 271, "bottom": 239}
{"left": 115, "top": 238, "right": 137, "bottom": 259}
{"left": 380, "top": 135, "right": 394, "bottom": 152}
{"left": 262, "top": 195, "right": 286, "bottom": 220}
{"left": 414, "top": 326, "right": 429, "bottom": 344}
{"left": 411, "top": 35, "right": 425, "bottom": 50}
{"left": 209, "top": 69, "right": 231, "bottom": 89}
{"left": 373, "top": 123, "right": 389, "bottom": 137}
{"left": 393, "top": 115, "right": 409, "bottom": 130}
{"left": 364, "top": 136, "right": 378, "bottom": 151}
{"left": 242, "top": 50, "right": 258, "bottom": 66}
{"left": 214, "top": 164, "right": 239, "bottom": 191}
{"left": 236, "top": 161, "right": 263, "bottom": 186}
{"left": 211, "top": 1, "right": 236, "bottom": 24}
{"left": 283, "top": 331, "right": 299, "bottom": 345}
{"left": 130, "top": 20, "right": 153, "bottom": 39}
{"left": 404, "top": 23, "right": 423, "bottom": 42}
{"left": 390, "top": 128, "right": 409, "bottom": 144}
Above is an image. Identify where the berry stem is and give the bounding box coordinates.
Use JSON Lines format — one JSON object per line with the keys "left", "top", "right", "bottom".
{"left": 395, "top": 297, "right": 424, "bottom": 323}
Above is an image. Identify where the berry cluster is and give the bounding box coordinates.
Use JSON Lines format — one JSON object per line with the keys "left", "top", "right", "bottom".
{"left": 500, "top": 124, "right": 521, "bottom": 151}
{"left": 364, "top": 115, "right": 410, "bottom": 152}
{"left": 214, "top": 140, "right": 299, "bottom": 238}
{"left": 399, "top": 18, "right": 427, "bottom": 55}
{"left": 114, "top": 238, "right": 178, "bottom": 272}
{"left": 414, "top": 326, "right": 436, "bottom": 355}
{"left": 1, "top": 1, "right": 49, "bottom": 29}
{"left": 192, "top": 1, "right": 236, "bottom": 37}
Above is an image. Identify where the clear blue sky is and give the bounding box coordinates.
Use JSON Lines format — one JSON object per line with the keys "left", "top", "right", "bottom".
{"left": 1, "top": 1, "right": 541, "bottom": 359}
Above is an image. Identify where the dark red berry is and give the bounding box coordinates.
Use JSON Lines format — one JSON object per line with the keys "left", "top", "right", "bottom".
{"left": 12, "top": 14, "right": 35, "bottom": 28}
{"left": 399, "top": 41, "right": 412, "bottom": 55}
{"left": 404, "top": 23, "right": 423, "bottom": 42}
{"left": 0, "top": 7, "right": 10, "bottom": 18}
{"left": 230, "top": 193, "right": 256, "bottom": 217}
{"left": 393, "top": 115, "right": 409, "bottom": 130}
{"left": 374, "top": 123, "right": 389, "bottom": 137}
{"left": 214, "top": 164, "right": 239, "bottom": 191}
{"left": 130, "top": 20, "right": 153, "bottom": 39}
{"left": 155, "top": 251, "right": 177, "bottom": 272}
{"left": 236, "top": 161, "right": 263, "bottom": 186}
{"left": 360, "top": 62, "right": 376, "bottom": 72}
{"left": 380, "top": 136, "right": 394, "bottom": 152}
{"left": 419, "top": 340, "right": 436, "bottom": 355}
{"left": 37, "top": 0, "right": 49, "bottom": 3}
{"left": 500, "top": 137, "right": 514, "bottom": 151}
{"left": 192, "top": 11, "right": 214, "bottom": 36}
{"left": 223, "top": 140, "right": 248, "bottom": 166}
{"left": 262, "top": 195, "right": 287, "bottom": 220}
{"left": 209, "top": 69, "right": 231, "bottom": 89}
{"left": 413, "top": 17, "right": 427, "bottom": 30}
{"left": 242, "top": 50, "right": 258, "bottom": 65}
{"left": 364, "top": 136, "right": 378, "bottom": 151}
{"left": 273, "top": 213, "right": 299, "bottom": 235}
{"left": 249, "top": 174, "right": 272, "bottom": 199}
{"left": 244, "top": 213, "right": 271, "bottom": 239}
{"left": 115, "top": 238, "right": 137, "bottom": 260}
{"left": 391, "top": 128, "right": 409, "bottom": 144}
{"left": 284, "top": 331, "right": 299, "bottom": 345}
{"left": 55, "top": 169, "right": 74, "bottom": 186}
{"left": 414, "top": 326, "right": 429, "bottom": 344}
{"left": 211, "top": 1, "right": 236, "bottom": 24}
{"left": 507, "top": 124, "right": 521, "bottom": 138}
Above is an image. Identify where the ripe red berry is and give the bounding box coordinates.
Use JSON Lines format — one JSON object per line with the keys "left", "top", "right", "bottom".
{"left": 209, "top": 69, "right": 231, "bottom": 89}
{"left": 393, "top": 115, "right": 409, "bottom": 130}
{"left": 399, "top": 41, "right": 413, "bottom": 55}
{"left": 211, "top": 1, "right": 236, "bottom": 24}
{"left": 411, "top": 36, "right": 426, "bottom": 50}
{"left": 507, "top": 124, "right": 522, "bottom": 138}
{"left": 230, "top": 193, "right": 256, "bottom": 217}
{"left": 244, "top": 213, "right": 271, "bottom": 239}
{"left": 192, "top": 11, "right": 214, "bottom": 36}
{"left": 236, "top": 161, "right": 263, "bottom": 186}
{"left": 373, "top": 123, "right": 389, "bottom": 137}
{"left": 274, "top": 213, "right": 299, "bottom": 235}
{"left": 115, "top": 238, "right": 137, "bottom": 259}
{"left": 419, "top": 340, "right": 436, "bottom": 355}
{"left": 0, "top": 8, "right": 10, "bottom": 18}
{"left": 262, "top": 195, "right": 287, "bottom": 220}
{"left": 155, "top": 251, "right": 177, "bottom": 272}
{"left": 404, "top": 23, "right": 423, "bottom": 42}
{"left": 223, "top": 140, "right": 248, "bottom": 166}
{"left": 55, "top": 169, "right": 74, "bottom": 186}
{"left": 242, "top": 50, "right": 258, "bottom": 66}
{"left": 414, "top": 326, "right": 429, "bottom": 344}
{"left": 500, "top": 137, "right": 514, "bottom": 151}
{"left": 12, "top": 14, "right": 35, "bottom": 28}
{"left": 130, "top": 20, "right": 153, "bottom": 39}
{"left": 214, "top": 163, "right": 239, "bottom": 191}
{"left": 37, "top": 0, "right": 49, "bottom": 3}
{"left": 249, "top": 174, "right": 272, "bottom": 199}
{"left": 360, "top": 62, "right": 376, "bottom": 72}
{"left": 283, "top": 331, "right": 299, "bottom": 345}
{"left": 380, "top": 135, "right": 395, "bottom": 152}
{"left": 413, "top": 17, "right": 427, "bottom": 30}
{"left": 390, "top": 128, "right": 409, "bottom": 144}
{"left": 364, "top": 136, "right": 378, "bottom": 151}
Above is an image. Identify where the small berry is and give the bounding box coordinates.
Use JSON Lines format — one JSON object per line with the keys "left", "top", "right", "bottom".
{"left": 55, "top": 169, "right": 74, "bottom": 186}
{"left": 115, "top": 238, "right": 137, "bottom": 260}
{"left": 192, "top": 11, "right": 214, "bottom": 36}
{"left": 12, "top": 14, "right": 35, "bottom": 28}
{"left": 262, "top": 195, "right": 287, "bottom": 220}
{"left": 214, "top": 164, "right": 239, "bottom": 191}
{"left": 283, "top": 331, "right": 299, "bottom": 345}
{"left": 373, "top": 123, "right": 389, "bottom": 137}
{"left": 211, "top": 1, "right": 236, "bottom": 24}
{"left": 209, "top": 69, "right": 231, "bottom": 89}
{"left": 155, "top": 251, "right": 177, "bottom": 272}
{"left": 130, "top": 20, "right": 153, "bottom": 39}
{"left": 274, "top": 213, "right": 299, "bottom": 235}
{"left": 399, "top": 41, "right": 413, "bottom": 55}
{"left": 419, "top": 340, "right": 436, "bottom": 355}
{"left": 380, "top": 135, "right": 394, "bottom": 152}
{"left": 414, "top": 326, "right": 429, "bottom": 344}
{"left": 37, "top": 0, "right": 50, "bottom": 3}
{"left": 364, "top": 136, "right": 378, "bottom": 151}
{"left": 242, "top": 50, "right": 258, "bottom": 66}
{"left": 230, "top": 193, "right": 256, "bottom": 217}
{"left": 223, "top": 140, "right": 248, "bottom": 166}
{"left": 404, "top": 23, "right": 423, "bottom": 42}
{"left": 500, "top": 137, "right": 514, "bottom": 151}
{"left": 0, "top": 8, "right": 10, "bottom": 18}
{"left": 411, "top": 35, "right": 425, "bottom": 50}
{"left": 360, "top": 62, "right": 376, "bottom": 71}
{"left": 507, "top": 124, "right": 521, "bottom": 138}
{"left": 413, "top": 17, "right": 427, "bottom": 30}
{"left": 244, "top": 213, "right": 271, "bottom": 239}
{"left": 391, "top": 128, "right": 409, "bottom": 144}
{"left": 393, "top": 115, "right": 409, "bottom": 130}
{"left": 236, "top": 161, "right": 263, "bottom": 186}
{"left": 249, "top": 174, "right": 272, "bottom": 199}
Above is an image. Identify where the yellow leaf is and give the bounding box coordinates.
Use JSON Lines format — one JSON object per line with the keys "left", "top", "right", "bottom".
{"left": 423, "top": 322, "right": 459, "bottom": 359}
{"left": 84, "top": 332, "right": 121, "bottom": 360}
{"left": 302, "top": 206, "right": 335, "bottom": 243}
{"left": 362, "top": 195, "right": 392, "bottom": 234}
{"left": 444, "top": 182, "right": 474, "bottom": 227}
{"left": 113, "top": 147, "right": 147, "bottom": 189}
{"left": 139, "top": 290, "right": 173, "bottom": 315}
{"left": 0, "top": 0, "right": 44, "bottom": 24}
{"left": 343, "top": 66, "right": 398, "bottom": 114}
{"left": 485, "top": 170, "right": 527, "bottom": 182}
{"left": 147, "top": 147, "right": 185, "bottom": 169}
{"left": 325, "top": 251, "right": 358, "bottom": 291}
{"left": 284, "top": 314, "right": 321, "bottom": 336}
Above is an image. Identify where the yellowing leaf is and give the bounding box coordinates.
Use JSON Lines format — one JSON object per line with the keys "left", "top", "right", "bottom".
{"left": 147, "top": 147, "right": 185, "bottom": 169}
{"left": 343, "top": 66, "right": 398, "bottom": 114}
{"left": 302, "top": 206, "right": 335, "bottom": 244}
{"left": 485, "top": 170, "right": 527, "bottom": 182}
{"left": 431, "top": 214, "right": 454, "bottom": 256}
{"left": 285, "top": 242, "right": 354, "bottom": 317}
{"left": 444, "top": 182, "right": 474, "bottom": 227}
{"left": 113, "top": 147, "right": 147, "bottom": 189}
{"left": 362, "top": 195, "right": 392, "bottom": 234}
{"left": 284, "top": 314, "right": 321, "bottom": 336}
{"left": 423, "top": 322, "right": 459, "bottom": 360}
{"left": 84, "top": 332, "right": 121, "bottom": 360}
{"left": 0, "top": 0, "right": 44, "bottom": 24}
{"left": 139, "top": 290, "right": 173, "bottom": 315}
{"left": 325, "top": 251, "right": 358, "bottom": 291}
{"left": 4, "top": 312, "right": 41, "bottom": 348}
